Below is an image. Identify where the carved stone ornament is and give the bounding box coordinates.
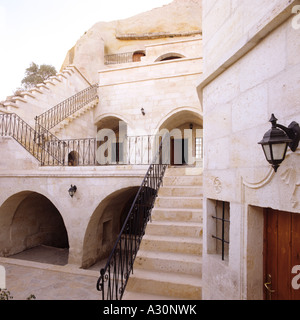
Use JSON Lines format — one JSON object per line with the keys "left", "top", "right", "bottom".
{"left": 242, "top": 151, "right": 300, "bottom": 209}
{"left": 213, "top": 177, "right": 222, "bottom": 194}
{"left": 280, "top": 152, "right": 300, "bottom": 208}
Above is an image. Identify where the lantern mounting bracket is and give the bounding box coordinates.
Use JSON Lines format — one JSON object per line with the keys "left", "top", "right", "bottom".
{"left": 258, "top": 114, "right": 300, "bottom": 172}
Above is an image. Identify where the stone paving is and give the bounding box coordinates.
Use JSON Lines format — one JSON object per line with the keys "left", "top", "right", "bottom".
{"left": 0, "top": 246, "right": 105, "bottom": 300}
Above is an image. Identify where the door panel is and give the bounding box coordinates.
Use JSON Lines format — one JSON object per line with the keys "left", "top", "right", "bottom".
{"left": 264, "top": 209, "right": 300, "bottom": 300}
{"left": 292, "top": 214, "right": 300, "bottom": 300}
{"left": 171, "top": 139, "right": 188, "bottom": 165}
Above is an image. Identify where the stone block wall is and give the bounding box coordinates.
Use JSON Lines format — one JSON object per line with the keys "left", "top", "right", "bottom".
{"left": 199, "top": 0, "right": 300, "bottom": 300}
{"left": 97, "top": 46, "right": 203, "bottom": 137}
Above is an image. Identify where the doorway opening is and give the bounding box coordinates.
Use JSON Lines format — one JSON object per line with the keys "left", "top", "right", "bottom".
{"left": 158, "top": 110, "right": 203, "bottom": 167}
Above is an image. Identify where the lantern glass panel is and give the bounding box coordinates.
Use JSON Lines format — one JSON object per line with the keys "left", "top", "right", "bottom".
{"left": 262, "top": 144, "right": 272, "bottom": 161}
{"left": 272, "top": 143, "right": 287, "bottom": 161}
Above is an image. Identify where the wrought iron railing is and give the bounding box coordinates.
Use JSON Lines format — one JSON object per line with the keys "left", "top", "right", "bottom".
{"left": 0, "top": 113, "right": 62, "bottom": 165}
{"left": 105, "top": 52, "right": 136, "bottom": 65}
{"left": 105, "top": 51, "right": 145, "bottom": 65}
{"left": 96, "top": 134, "right": 168, "bottom": 300}
{"left": 35, "top": 84, "right": 98, "bottom": 131}
{"left": 0, "top": 85, "right": 99, "bottom": 166}
{"left": 42, "top": 135, "right": 161, "bottom": 166}
{"left": 0, "top": 112, "right": 166, "bottom": 167}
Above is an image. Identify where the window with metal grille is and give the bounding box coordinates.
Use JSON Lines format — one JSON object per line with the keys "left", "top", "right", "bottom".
{"left": 212, "top": 201, "right": 230, "bottom": 261}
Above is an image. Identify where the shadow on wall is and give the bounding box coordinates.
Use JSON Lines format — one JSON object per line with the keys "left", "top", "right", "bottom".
{"left": 81, "top": 187, "right": 140, "bottom": 269}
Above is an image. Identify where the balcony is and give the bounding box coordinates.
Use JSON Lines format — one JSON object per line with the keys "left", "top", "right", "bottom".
{"left": 104, "top": 51, "right": 146, "bottom": 65}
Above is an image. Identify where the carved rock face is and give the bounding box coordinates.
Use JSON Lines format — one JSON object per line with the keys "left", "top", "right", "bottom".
{"left": 60, "top": 0, "right": 202, "bottom": 83}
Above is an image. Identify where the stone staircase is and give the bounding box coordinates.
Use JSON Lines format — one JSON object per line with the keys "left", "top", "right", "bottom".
{"left": 123, "top": 166, "right": 203, "bottom": 300}
{"left": 51, "top": 100, "right": 98, "bottom": 135}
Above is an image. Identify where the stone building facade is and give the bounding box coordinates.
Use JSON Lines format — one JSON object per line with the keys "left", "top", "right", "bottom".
{"left": 198, "top": 0, "right": 300, "bottom": 300}
{"left": 0, "top": 0, "right": 204, "bottom": 294}
{"left": 1, "top": 0, "right": 299, "bottom": 300}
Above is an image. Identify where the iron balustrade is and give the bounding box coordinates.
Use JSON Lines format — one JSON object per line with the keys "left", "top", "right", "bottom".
{"left": 105, "top": 52, "right": 136, "bottom": 65}
{"left": 0, "top": 113, "right": 62, "bottom": 165}
{"left": 0, "top": 115, "right": 164, "bottom": 168}
{"left": 96, "top": 134, "right": 169, "bottom": 300}
{"left": 1, "top": 85, "right": 99, "bottom": 166}
{"left": 43, "top": 135, "right": 161, "bottom": 166}
{"left": 104, "top": 51, "right": 145, "bottom": 65}
{"left": 58, "top": 138, "right": 97, "bottom": 166}
{"left": 35, "top": 84, "right": 98, "bottom": 131}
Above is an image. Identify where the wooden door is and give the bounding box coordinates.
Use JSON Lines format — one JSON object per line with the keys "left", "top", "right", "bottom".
{"left": 170, "top": 139, "right": 188, "bottom": 166}
{"left": 264, "top": 209, "right": 300, "bottom": 300}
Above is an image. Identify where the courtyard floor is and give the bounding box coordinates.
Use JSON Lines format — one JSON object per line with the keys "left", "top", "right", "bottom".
{"left": 0, "top": 246, "right": 106, "bottom": 300}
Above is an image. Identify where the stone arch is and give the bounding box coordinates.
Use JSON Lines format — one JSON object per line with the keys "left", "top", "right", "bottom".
{"left": 156, "top": 108, "right": 203, "bottom": 166}
{"left": 95, "top": 113, "right": 132, "bottom": 130}
{"left": 96, "top": 115, "right": 129, "bottom": 165}
{"left": 156, "top": 107, "right": 203, "bottom": 132}
{"left": 0, "top": 191, "right": 69, "bottom": 264}
{"left": 155, "top": 52, "right": 185, "bottom": 62}
{"left": 68, "top": 150, "right": 79, "bottom": 166}
{"left": 81, "top": 186, "right": 140, "bottom": 269}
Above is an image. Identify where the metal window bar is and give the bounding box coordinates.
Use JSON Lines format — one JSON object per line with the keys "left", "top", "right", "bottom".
{"left": 212, "top": 201, "right": 230, "bottom": 261}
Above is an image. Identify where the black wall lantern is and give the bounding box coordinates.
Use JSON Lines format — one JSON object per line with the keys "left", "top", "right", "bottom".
{"left": 141, "top": 108, "right": 146, "bottom": 116}
{"left": 68, "top": 185, "right": 77, "bottom": 198}
{"left": 258, "top": 114, "right": 300, "bottom": 172}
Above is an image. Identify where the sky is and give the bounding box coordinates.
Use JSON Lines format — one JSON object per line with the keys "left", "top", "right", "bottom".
{"left": 0, "top": 0, "right": 172, "bottom": 101}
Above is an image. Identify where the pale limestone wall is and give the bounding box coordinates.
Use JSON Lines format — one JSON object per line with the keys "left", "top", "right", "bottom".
{"left": 199, "top": 0, "right": 300, "bottom": 300}
{"left": 0, "top": 137, "right": 147, "bottom": 266}
{"left": 3, "top": 66, "right": 91, "bottom": 127}
{"left": 202, "top": 0, "right": 295, "bottom": 76}
{"left": 143, "top": 37, "right": 203, "bottom": 62}
{"left": 96, "top": 39, "right": 203, "bottom": 138}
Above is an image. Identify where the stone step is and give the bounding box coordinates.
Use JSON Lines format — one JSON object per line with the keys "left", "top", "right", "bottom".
{"left": 123, "top": 168, "right": 203, "bottom": 300}
{"left": 158, "top": 185, "right": 203, "bottom": 197}
{"left": 155, "top": 196, "right": 203, "bottom": 209}
{"left": 163, "top": 175, "right": 202, "bottom": 187}
{"left": 140, "top": 234, "right": 202, "bottom": 255}
{"left": 165, "top": 166, "right": 203, "bottom": 177}
{"left": 134, "top": 250, "right": 202, "bottom": 276}
{"left": 125, "top": 269, "right": 202, "bottom": 300}
{"left": 146, "top": 221, "right": 203, "bottom": 238}
{"left": 151, "top": 208, "right": 203, "bottom": 223}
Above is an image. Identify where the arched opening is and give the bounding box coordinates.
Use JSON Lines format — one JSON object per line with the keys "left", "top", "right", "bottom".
{"left": 132, "top": 50, "right": 146, "bottom": 62}
{"left": 0, "top": 191, "right": 69, "bottom": 265}
{"left": 82, "top": 187, "right": 140, "bottom": 269}
{"left": 68, "top": 151, "right": 79, "bottom": 166}
{"left": 96, "top": 116, "right": 128, "bottom": 165}
{"left": 155, "top": 53, "right": 185, "bottom": 62}
{"left": 159, "top": 110, "right": 203, "bottom": 166}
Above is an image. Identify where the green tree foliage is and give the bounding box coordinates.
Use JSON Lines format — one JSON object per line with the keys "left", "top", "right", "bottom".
{"left": 21, "top": 62, "right": 57, "bottom": 90}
